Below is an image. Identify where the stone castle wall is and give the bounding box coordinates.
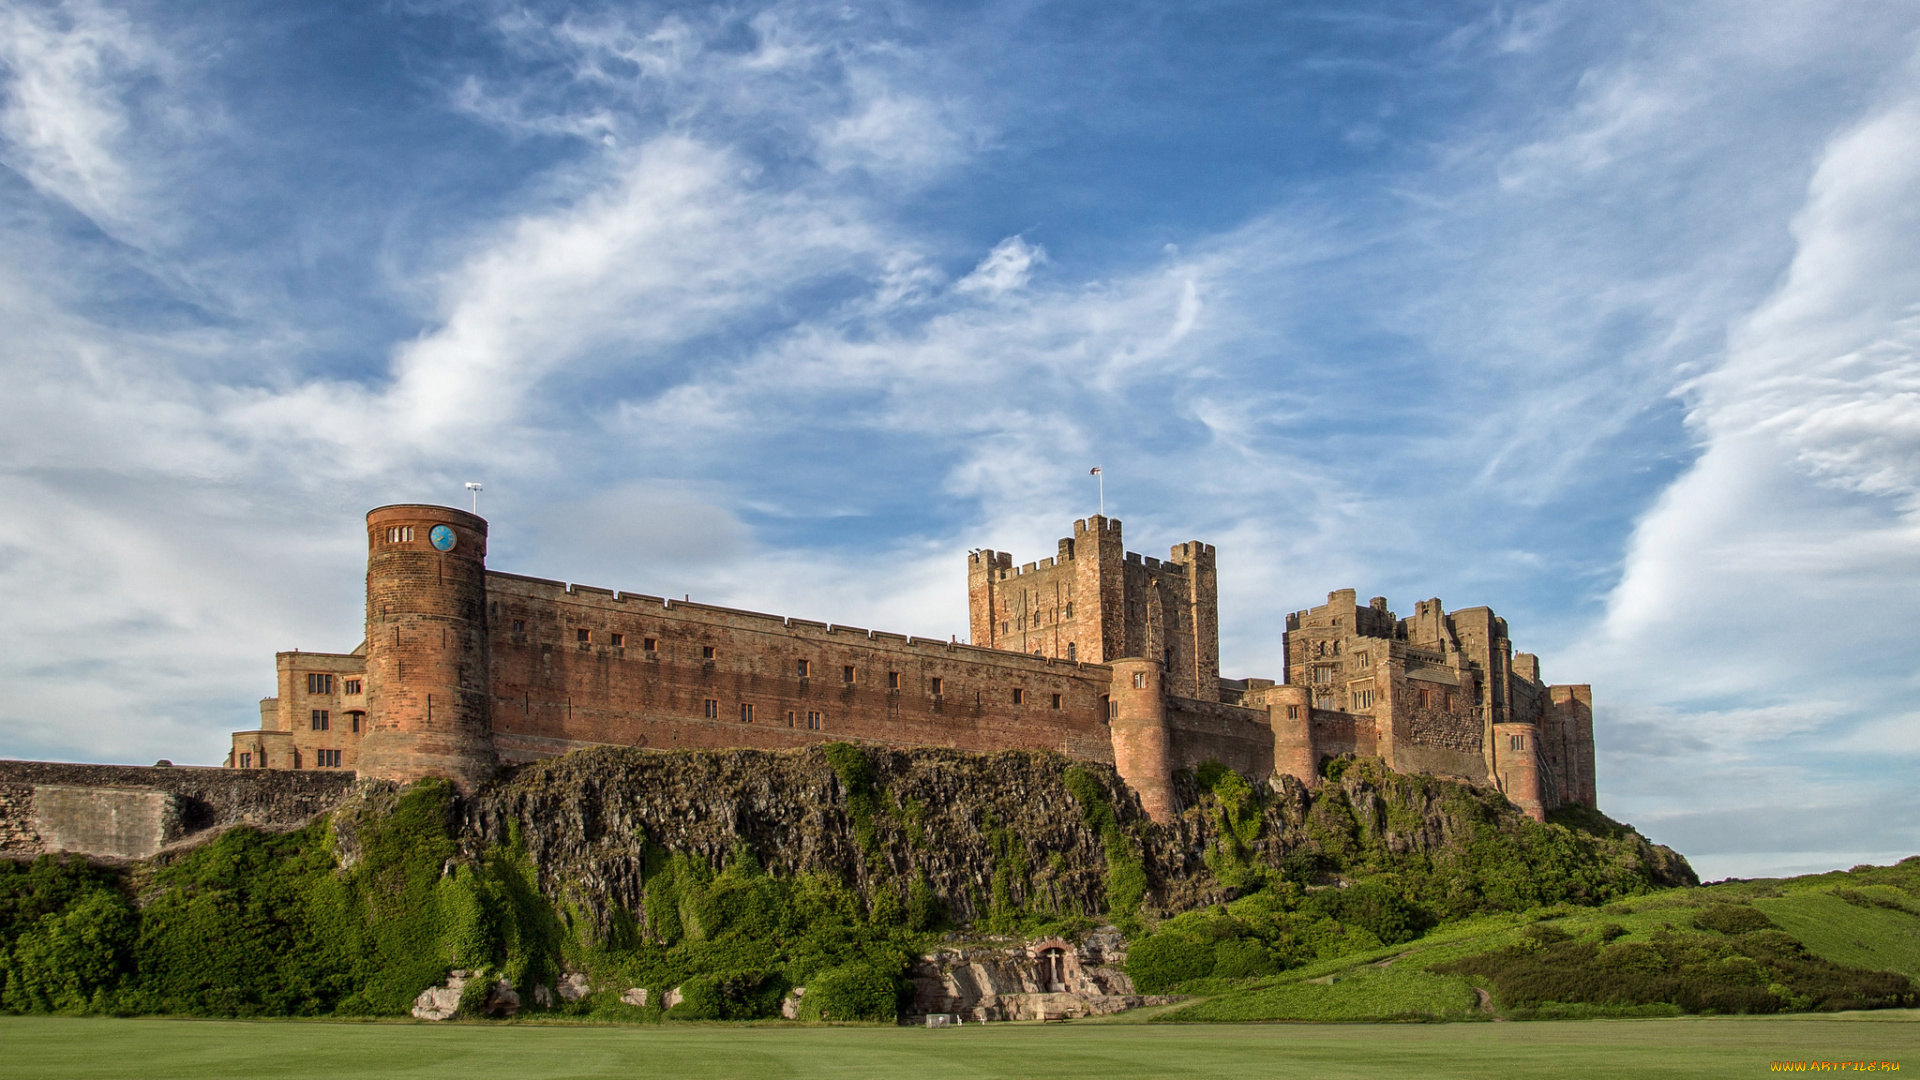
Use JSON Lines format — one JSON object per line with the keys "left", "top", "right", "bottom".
{"left": 0, "top": 761, "right": 356, "bottom": 860}
{"left": 221, "top": 505, "right": 1598, "bottom": 825}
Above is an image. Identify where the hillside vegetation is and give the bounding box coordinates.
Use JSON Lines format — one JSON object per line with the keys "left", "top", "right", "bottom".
{"left": 1145, "top": 858, "right": 1920, "bottom": 1022}
{"left": 0, "top": 746, "right": 1894, "bottom": 1024}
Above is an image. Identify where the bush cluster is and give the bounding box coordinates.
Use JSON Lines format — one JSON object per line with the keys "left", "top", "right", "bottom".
{"left": 1435, "top": 924, "right": 1917, "bottom": 1016}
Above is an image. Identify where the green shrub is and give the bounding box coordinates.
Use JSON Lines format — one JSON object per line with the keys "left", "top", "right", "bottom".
{"left": 1064, "top": 766, "right": 1149, "bottom": 916}
{"left": 1126, "top": 929, "right": 1217, "bottom": 992}
{"left": 1210, "top": 937, "right": 1279, "bottom": 979}
{"left": 668, "top": 970, "right": 786, "bottom": 1020}
{"left": 798, "top": 962, "right": 900, "bottom": 1022}
{"left": 1694, "top": 904, "right": 1775, "bottom": 935}
{"left": 1306, "top": 882, "right": 1426, "bottom": 946}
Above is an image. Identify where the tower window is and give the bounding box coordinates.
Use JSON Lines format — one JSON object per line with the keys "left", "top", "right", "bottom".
{"left": 740, "top": 703, "right": 755, "bottom": 723}
{"left": 385, "top": 526, "right": 414, "bottom": 543}
{"left": 1051, "top": 693, "right": 1062, "bottom": 709}
{"left": 704, "top": 699, "right": 718, "bottom": 718}
{"left": 577, "top": 629, "right": 591, "bottom": 648}
{"left": 702, "top": 645, "right": 715, "bottom": 660}
{"left": 1003, "top": 621, "right": 1010, "bottom": 633}
{"left": 1419, "top": 688, "right": 1433, "bottom": 709}
{"left": 511, "top": 619, "right": 525, "bottom": 633}
{"left": 1067, "top": 642, "right": 1076, "bottom": 661}
{"left": 349, "top": 712, "right": 363, "bottom": 733}
{"left": 307, "top": 674, "right": 333, "bottom": 695}
{"left": 843, "top": 665, "right": 856, "bottom": 683}
{"left": 1354, "top": 688, "right": 1375, "bottom": 710}
{"left": 1065, "top": 603, "right": 1073, "bottom": 619}
{"left": 930, "top": 677, "right": 944, "bottom": 696}
{"left": 239, "top": 753, "right": 251, "bottom": 768}
{"left": 787, "top": 710, "right": 795, "bottom": 727}
{"left": 1105, "top": 696, "right": 1116, "bottom": 719}
{"left": 796, "top": 659, "right": 810, "bottom": 678}
{"left": 1509, "top": 733, "right": 1527, "bottom": 751}
{"left": 310, "top": 710, "right": 329, "bottom": 731}
{"left": 1012, "top": 688, "right": 1025, "bottom": 705}
{"left": 644, "top": 637, "right": 658, "bottom": 652}
{"left": 1286, "top": 704, "right": 1300, "bottom": 719}
{"left": 1132, "top": 671, "right": 1146, "bottom": 689}
{"left": 343, "top": 679, "right": 361, "bottom": 695}
{"left": 887, "top": 671, "right": 900, "bottom": 690}
{"left": 807, "top": 711, "right": 823, "bottom": 731}
{"left": 610, "top": 633, "right": 625, "bottom": 648}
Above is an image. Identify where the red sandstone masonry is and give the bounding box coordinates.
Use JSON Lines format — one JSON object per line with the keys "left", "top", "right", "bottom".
{"left": 220, "top": 506, "right": 1599, "bottom": 826}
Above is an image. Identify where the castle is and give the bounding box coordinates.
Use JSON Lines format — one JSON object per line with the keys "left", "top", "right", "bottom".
{"left": 226, "top": 505, "right": 1596, "bottom": 822}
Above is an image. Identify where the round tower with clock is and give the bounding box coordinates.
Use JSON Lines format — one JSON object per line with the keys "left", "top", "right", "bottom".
{"left": 357, "top": 504, "right": 498, "bottom": 792}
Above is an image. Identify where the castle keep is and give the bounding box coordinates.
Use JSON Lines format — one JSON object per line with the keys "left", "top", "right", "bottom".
{"left": 228, "top": 505, "right": 1596, "bottom": 821}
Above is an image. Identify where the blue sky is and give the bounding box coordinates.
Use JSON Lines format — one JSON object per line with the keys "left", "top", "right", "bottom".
{"left": 3, "top": 0, "right": 1918, "bottom": 879}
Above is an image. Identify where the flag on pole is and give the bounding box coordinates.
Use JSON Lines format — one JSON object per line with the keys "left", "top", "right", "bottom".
{"left": 1090, "top": 466, "right": 1101, "bottom": 475}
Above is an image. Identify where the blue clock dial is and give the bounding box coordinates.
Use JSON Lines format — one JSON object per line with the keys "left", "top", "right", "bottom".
{"left": 429, "top": 524, "right": 457, "bottom": 552}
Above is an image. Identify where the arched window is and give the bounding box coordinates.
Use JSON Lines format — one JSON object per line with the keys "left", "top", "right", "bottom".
{"left": 1067, "top": 642, "right": 1076, "bottom": 661}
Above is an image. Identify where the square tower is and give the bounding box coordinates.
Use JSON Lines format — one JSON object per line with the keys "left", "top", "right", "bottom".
{"left": 968, "top": 517, "right": 1220, "bottom": 701}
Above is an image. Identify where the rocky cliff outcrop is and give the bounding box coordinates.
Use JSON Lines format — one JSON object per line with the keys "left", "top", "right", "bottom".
{"left": 456, "top": 745, "right": 1692, "bottom": 938}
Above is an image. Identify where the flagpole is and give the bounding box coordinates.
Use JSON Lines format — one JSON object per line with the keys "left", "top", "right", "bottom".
{"left": 1091, "top": 466, "right": 1104, "bottom": 517}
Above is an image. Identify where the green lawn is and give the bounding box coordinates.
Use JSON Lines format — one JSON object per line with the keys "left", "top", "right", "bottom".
{"left": 2, "top": 1015, "right": 1914, "bottom": 1080}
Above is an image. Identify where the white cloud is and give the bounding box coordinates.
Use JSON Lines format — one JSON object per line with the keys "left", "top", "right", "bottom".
{"left": 954, "top": 235, "right": 1043, "bottom": 296}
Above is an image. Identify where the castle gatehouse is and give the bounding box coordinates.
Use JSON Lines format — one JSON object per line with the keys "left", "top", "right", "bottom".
{"left": 227, "top": 504, "right": 1596, "bottom": 821}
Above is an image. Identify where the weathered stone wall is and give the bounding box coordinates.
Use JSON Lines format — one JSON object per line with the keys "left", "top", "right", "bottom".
{"left": 485, "top": 573, "right": 1120, "bottom": 770}
{"left": 0, "top": 761, "right": 357, "bottom": 859}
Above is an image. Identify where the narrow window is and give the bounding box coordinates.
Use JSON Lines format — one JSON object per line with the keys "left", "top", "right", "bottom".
{"left": 1510, "top": 733, "right": 1527, "bottom": 751}
{"left": 1419, "top": 688, "right": 1433, "bottom": 709}
{"left": 1106, "top": 697, "right": 1117, "bottom": 719}
{"left": 343, "top": 679, "right": 362, "bottom": 695}
{"left": 704, "top": 699, "right": 718, "bottom": 718}
{"left": 787, "top": 710, "right": 795, "bottom": 728}
{"left": 796, "top": 659, "right": 810, "bottom": 678}
{"left": 307, "top": 673, "right": 333, "bottom": 695}
{"left": 577, "top": 629, "right": 591, "bottom": 648}
{"left": 807, "top": 711, "right": 822, "bottom": 731}
{"left": 1444, "top": 692, "right": 1453, "bottom": 710}
{"left": 930, "top": 676, "right": 944, "bottom": 696}
{"left": 1132, "top": 671, "right": 1146, "bottom": 689}
{"left": 1286, "top": 704, "right": 1300, "bottom": 719}
{"left": 843, "top": 665, "right": 855, "bottom": 683}
{"left": 1050, "top": 693, "right": 1062, "bottom": 709}
{"left": 702, "top": 645, "right": 716, "bottom": 660}
{"left": 1012, "top": 688, "right": 1025, "bottom": 705}
{"left": 311, "top": 709, "right": 329, "bottom": 731}
{"left": 740, "top": 703, "right": 755, "bottom": 723}
{"left": 1065, "top": 602, "right": 1073, "bottom": 619}
{"left": 1164, "top": 647, "right": 1173, "bottom": 669}
{"left": 386, "top": 526, "right": 414, "bottom": 543}
{"left": 1002, "top": 621, "right": 1010, "bottom": 633}
{"left": 512, "top": 619, "right": 526, "bottom": 633}
{"left": 887, "top": 671, "right": 900, "bottom": 690}
{"left": 1067, "top": 642, "right": 1076, "bottom": 661}
{"left": 644, "top": 637, "right": 657, "bottom": 652}
{"left": 609, "top": 632, "right": 625, "bottom": 648}
{"left": 239, "top": 752, "right": 251, "bottom": 768}
{"left": 1358, "top": 653, "right": 1370, "bottom": 669}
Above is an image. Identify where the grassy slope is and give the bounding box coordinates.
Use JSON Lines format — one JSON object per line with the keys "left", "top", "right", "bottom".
{"left": 3, "top": 1014, "right": 1916, "bottom": 1080}
{"left": 1150, "top": 862, "right": 1920, "bottom": 1023}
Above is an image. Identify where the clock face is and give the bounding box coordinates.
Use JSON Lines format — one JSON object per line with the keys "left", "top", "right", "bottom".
{"left": 429, "top": 524, "right": 457, "bottom": 552}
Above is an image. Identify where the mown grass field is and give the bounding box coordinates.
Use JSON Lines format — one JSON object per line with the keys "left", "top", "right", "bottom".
{"left": 2, "top": 1013, "right": 1915, "bottom": 1080}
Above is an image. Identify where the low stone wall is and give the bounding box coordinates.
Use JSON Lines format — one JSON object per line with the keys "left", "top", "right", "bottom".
{"left": 0, "top": 761, "right": 359, "bottom": 860}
